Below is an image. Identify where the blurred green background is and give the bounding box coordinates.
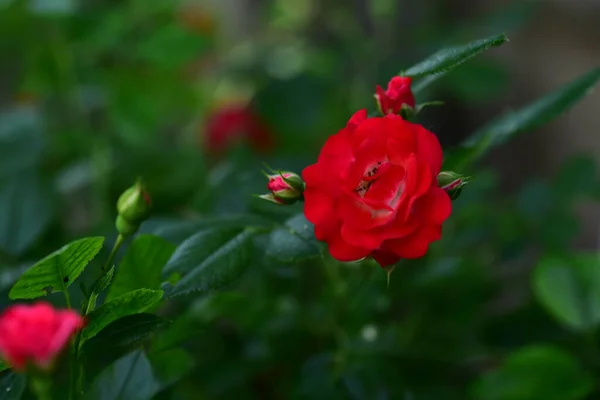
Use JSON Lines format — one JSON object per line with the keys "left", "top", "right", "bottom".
{"left": 1, "top": 0, "right": 600, "bottom": 399}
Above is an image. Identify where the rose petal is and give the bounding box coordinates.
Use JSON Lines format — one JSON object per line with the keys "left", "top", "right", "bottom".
{"left": 337, "top": 194, "right": 377, "bottom": 228}
{"left": 347, "top": 109, "right": 368, "bottom": 129}
{"left": 383, "top": 225, "right": 442, "bottom": 259}
{"left": 375, "top": 86, "right": 390, "bottom": 113}
{"left": 327, "top": 234, "right": 372, "bottom": 262}
{"left": 413, "top": 187, "right": 452, "bottom": 225}
{"left": 341, "top": 223, "right": 385, "bottom": 250}
{"left": 371, "top": 249, "right": 401, "bottom": 267}
{"left": 414, "top": 124, "right": 443, "bottom": 175}
{"left": 317, "top": 129, "right": 354, "bottom": 167}
{"left": 304, "top": 188, "right": 335, "bottom": 227}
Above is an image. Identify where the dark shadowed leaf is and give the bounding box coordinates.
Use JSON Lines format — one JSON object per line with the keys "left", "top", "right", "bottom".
{"left": 150, "top": 310, "right": 208, "bottom": 353}
{"left": 88, "top": 350, "right": 160, "bottom": 400}
{"left": 0, "top": 107, "right": 44, "bottom": 178}
{"left": 83, "top": 289, "right": 164, "bottom": 342}
{"left": 533, "top": 254, "right": 600, "bottom": 331}
{"left": 150, "top": 214, "right": 272, "bottom": 245}
{"left": 82, "top": 314, "right": 170, "bottom": 379}
{"left": 149, "top": 348, "right": 195, "bottom": 386}
{"left": 266, "top": 213, "right": 322, "bottom": 263}
{"left": 472, "top": 345, "right": 593, "bottom": 400}
{"left": 83, "top": 313, "right": 169, "bottom": 357}
{"left": 165, "top": 229, "right": 256, "bottom": 298}
{"left": 0, "top": 372, "right": 25, "bottom": 400}
{"left": 9, "top": 237, "right": 104, "bottom": 300}
{"left": 0, "top": 172, "right": 54, "bottom": 256}
{"left": 107, "top": 235, "right": 175, "bottom": 301}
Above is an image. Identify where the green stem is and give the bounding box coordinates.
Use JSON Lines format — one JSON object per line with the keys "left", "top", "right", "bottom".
{"left": 101, "top": 234, "right": 125, "bottom": 274}
{"left": 63, "top": 288, "right": 72, "bottom": 309}
{"left": 30, "top": 375, "right": 53, "bottom": 400}
{"left": 69, "top": 235, "right": 126, "bottom": 400}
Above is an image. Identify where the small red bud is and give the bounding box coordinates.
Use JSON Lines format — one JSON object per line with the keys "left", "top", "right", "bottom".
{"left": 258, "top": 170, "right": 304, "bottom": 205}
{"left": 437, "top": 171, "right": 470, "bottom": 200}
{"left": 375, "top": 76, "right": 416, "bottom": 115}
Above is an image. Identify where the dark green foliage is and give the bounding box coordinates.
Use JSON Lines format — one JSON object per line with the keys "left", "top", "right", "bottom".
{"left": 0, "top": 2, "right": 599, "bottom": 400}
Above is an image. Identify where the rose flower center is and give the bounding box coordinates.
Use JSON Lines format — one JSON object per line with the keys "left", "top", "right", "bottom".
{"left": 353, "top": 160, "right": 405, "bottom": 215}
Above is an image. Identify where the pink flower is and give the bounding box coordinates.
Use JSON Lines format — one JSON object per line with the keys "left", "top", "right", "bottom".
{"left": 0, "top": 302, "right": 85, "bottom": 371}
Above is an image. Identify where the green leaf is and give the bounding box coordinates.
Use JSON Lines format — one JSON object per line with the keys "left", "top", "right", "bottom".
{"left": 0, "top": 107, "right": 44, "bottom": 178}
{"left": 149, "top": 348, "right": 195, "bottom": 386}
{"left": 533, "top": 254, "right": 600, "bottom": 331}
{"left": 9, "top": 237, "right": 104, "bottom": 300}
{"left": 106, "top": 235, "right": 175, "bottom": 302}
{"left": 150, "top": 214, "right": 272, "bottom": 245}
{"left": 83, "top": 313, "right": 169, "bottom": 355}
{"left": 403, "top": 33, "right": 508, "bottom": 78}
{"left": 472, "top": 345, "right": 593, "bottom": 400}
{"left": 163, "top": 226, "right": 249, "bottom": 277}
{"left": 150, "top": 311, "right": 207, "bottom": 353}
{"left": 83, "top": 289, "right": 164, "bottom": 342}
{"left": 455, "top": 66, "right": 600, "bottom": 169}
{"left": 266, "top": 213, "right": 322, "bottom": 263}
{"left": 88, "top": 266, "right": 115, "bottom": 311}
{"left": 88, "top": 350, "right": 161, "bottom": 400}
{"left": 0, "top": 359, "right": 8, "bottom": 373}
{"left": 0, "top": 172, "right": 54, "bottom": 256}
{"left": 0, "top": 372, "right": 25, "bottom": 400}
{"left": 82, "top": 314, "right": 170, "bottom": 379}
{"left": 165, "top": 229, "right": 256, "bottom": 298}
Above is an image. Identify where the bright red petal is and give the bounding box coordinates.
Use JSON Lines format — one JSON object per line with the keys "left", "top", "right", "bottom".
{"left": 327, "top": 234, "right": 372, "bottom": 262}
{"left": 383, "top": 225, "right": 442, "bottom": 259}
{"left": 413, "top": 186, "right": 452, "bottom": 225}
{"left": 347, "top": 109, "right": 368, "bottom": 129}
{"left": 303, "top": 188, "right": 334, "bottom": 227}
{"left": 340, "top": 223, "right": 385, "bottom": 250}
{"left": 414, "top": 124, "right": 443, "bottom": 175}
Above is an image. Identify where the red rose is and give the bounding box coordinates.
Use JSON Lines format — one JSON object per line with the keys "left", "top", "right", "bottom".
{"left": 375, "top": 76, "right": 416, "bottom": 115}
{"left": 302, "top": 110, "right": 451, "bottom": 267}
{"left": 204, "top": 104, "right": 275, "bottom": 154}
{"left": 0, "top": 302, "right": 85, "bottom": 370}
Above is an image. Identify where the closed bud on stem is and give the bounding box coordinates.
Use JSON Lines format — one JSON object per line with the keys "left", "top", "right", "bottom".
{"left": 257, "top": 169, "right": 305, "bottom": 205}
{"left": 437, "top": 171, "right": 470, "bottom": 200}
{"left": 116, "top": 179, "right": 152, "bottom": 236}
{"left": 375, "top": 76, "right": 415, "bottom": 116}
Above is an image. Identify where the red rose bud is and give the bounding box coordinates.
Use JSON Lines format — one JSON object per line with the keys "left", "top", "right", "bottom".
{"left": 303, "top": 109, "right": 451, "bottom": 267}
{"left": 437, "top": 171, "right": 469, "bottom": 200}
{"left": 0, "top": 302, "right": 85, "bottom": 371}
{"left": 116, "top": 180, "right": 152, "bottom": 236}
{"left": 375, "top": 76, "right": 416, "bottom": 115}
{"left": 259, "top": 171, "right": 304, "bottom": 205}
